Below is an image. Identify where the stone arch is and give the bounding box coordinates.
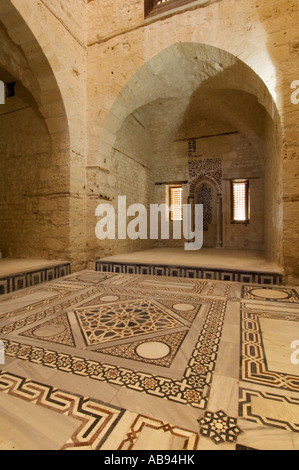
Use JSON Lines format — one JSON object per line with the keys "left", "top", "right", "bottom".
{"left": 98, "top": 42, "right": 281, "bottom": 169}
{"left": 0, "top": 1, "right": 72, "bottom": 261}
{"left": 0, "top": 1, "right": 70, "bottom": 149}
{"left": 193, "top": 176, "right": 220, "bottom": 201}
{"left": 98, "top": 42, "right": 279, "bottom": 154}
{"left": 94, "top": 42, "right": 282, "bottom": 266}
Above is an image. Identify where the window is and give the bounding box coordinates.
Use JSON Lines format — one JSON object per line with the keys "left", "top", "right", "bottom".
{"left": 231, "top": 180, "right": 250, "bottom": 224}
{"left": 170, "top": 185, "right": 183, "bottom": 221}
{"left": 145, "top": 0, "right": 197, "bottom": 18}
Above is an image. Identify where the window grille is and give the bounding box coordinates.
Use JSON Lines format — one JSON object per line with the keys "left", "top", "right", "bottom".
{"left": 170, "top": 186, "right": 183, "bottom": 221}
{"left": 231, "top": 180, "right": 250, "bottom": 223}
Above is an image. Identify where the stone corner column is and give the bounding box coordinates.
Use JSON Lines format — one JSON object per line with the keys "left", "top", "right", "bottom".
{"left": 216, "top": 194, "right": 223, "bottom": 248}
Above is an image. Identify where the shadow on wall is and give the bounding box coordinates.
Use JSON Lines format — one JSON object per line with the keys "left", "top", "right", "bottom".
{"left": 93, "top": 42, "right": 281, "bottom": 268}
{"left": 256, "top": 2, "right": 299, "bottom": 283}
{"left": 0, "top": 3, "right": 71, "bottom": 263}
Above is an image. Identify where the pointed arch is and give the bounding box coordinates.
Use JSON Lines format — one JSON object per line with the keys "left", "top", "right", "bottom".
{"left": 0, "top": 1, "right": 72, "bottom": 261}
{"left": 94, "top": 42, "right": 282, "bottom": 268}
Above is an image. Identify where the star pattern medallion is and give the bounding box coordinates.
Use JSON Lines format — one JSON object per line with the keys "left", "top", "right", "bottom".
{"left": 75, "top": 299, "right": 185, "bottom": 346}
{"left": 198, "top": 410, "right": 242, "bottom": 444}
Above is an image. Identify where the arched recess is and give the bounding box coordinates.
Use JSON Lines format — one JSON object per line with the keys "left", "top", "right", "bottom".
{"left": 0, "top": 1, "right": 71, "bottom": 261}
{"left": 192, "top": 177, "right": 220, "bottom": 249}
{"left": 92, "top": 42, "right": 283, "bottom": 273}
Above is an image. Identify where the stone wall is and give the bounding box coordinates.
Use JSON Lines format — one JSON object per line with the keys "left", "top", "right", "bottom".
{"left": 0, "top": 0, "right": 298, "bottom": 283}
{"left": 0, "top": 0, "right": 88, "bottom": 269}
{"left": 86, "top": 0, "right": 298, "bottom": 282}
{"left": 0, "top": 86, "right": 69, "bottom": 258}
{"left": 151, "top": 128, "right": 264, "bottom": 250}
{"left": 90, "top": 108, "right": 155, "bottom": 259}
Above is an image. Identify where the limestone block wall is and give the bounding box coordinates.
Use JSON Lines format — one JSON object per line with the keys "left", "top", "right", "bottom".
{"left": 152, "top": 128, "right": 264, "bottom": 250}
{"left": 87, "top": 0, "right": 144, "bottom": 45}
{"left": 86, "top": 0, "right": 299, "bottom": 282}
{"left": 263, "top": 112, "right": 283, "bottom": 267}
{"left": 0, "top": 0, "right": 297, "bottom": 282}
{"left": 41, "top": 0, "right": 87, "bottom": 46}
{"left": 0, "top": 0, "right": 88, "bottom": 269}
{"left": 0, "top": 92, "right": 66, "bottom": 258}
{"left": 208, "top": 133, "right": 264, "bottom": 251}
{"left": 89, "top": 108, "right": 155, "bottom": 259}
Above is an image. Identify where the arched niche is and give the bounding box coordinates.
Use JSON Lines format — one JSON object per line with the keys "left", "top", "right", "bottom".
{"left": 0, "top": 3, "right": 71, "bottom": 261}
{"left": 94, "top": 42, "right": 281, "bottom": 269}
{"left": 192, "top": 177, "right": 222, "bottom": 249}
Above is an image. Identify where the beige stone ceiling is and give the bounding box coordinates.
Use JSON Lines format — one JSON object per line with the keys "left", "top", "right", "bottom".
{"left": 114, "top": 55, "right": 272, "bottom": 165}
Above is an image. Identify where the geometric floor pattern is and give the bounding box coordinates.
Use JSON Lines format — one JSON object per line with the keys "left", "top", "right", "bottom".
{"left": 198, "top": 410, "right": 243, "bottom": 444}
{"left": 240, "top": 304, "right": 299, "bottom": 392}
{"left": 242, "top": 285, "right": 299, "bottom": 303}
{"left": 0, "top": 270, "right": 298, "bottom": 450}
{"left": 20, "top": 313, "right": 76, "bottom": 347}
{"left": 0, "top": 370, "right": 125, "bottom": 450}
{"left": 1, "top": 298, "right": 226, "bottom": 409}
{"left": 239, "top": 388, "right": 299, "bottom": 433}
{"left": 75, "top": 299, "right": 186, "bottom": 346}
{"left": 97, "top": 330, "right": 188, "bottom": 367}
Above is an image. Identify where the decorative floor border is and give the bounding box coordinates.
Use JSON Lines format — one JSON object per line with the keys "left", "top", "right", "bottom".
{"left": 0, "top": 263, "right": 71, "bottom": 296}
{"left": 0, "top": 287, "right": 101, "bottom": 336}
{"left": 96, "top": 261, "right": 283, "bottom": 285}
{"left": 241, "top": 285, "right": 299, "bottom": 303}
{"left": 0, "top": 370, "right": 125, "bottom": 450}
{"left": 240, "top": 306, "right": 299, "bottom": 392}
{"left": 0, "top": 370, "right": 202, "bottom": 451}
{"left": 1, "top": 300, "right": 227, "bottom": 410}
{"left": 239, "top": 388, "right": 299, "bottom": 433}
{"left": 117, "top": 414, "right": 199, "bottom": 450}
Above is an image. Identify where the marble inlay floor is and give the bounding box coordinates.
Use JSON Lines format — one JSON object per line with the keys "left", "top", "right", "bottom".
{"left": 0, "top": 270, "right": 298, "bottom": 450}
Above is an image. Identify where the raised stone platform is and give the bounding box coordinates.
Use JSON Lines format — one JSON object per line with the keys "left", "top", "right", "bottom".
{"left": 0, "top": 259, "right": 71, "bottom": 295}
{"left": 96, "top": 248, "right": 284, "bottom": 285}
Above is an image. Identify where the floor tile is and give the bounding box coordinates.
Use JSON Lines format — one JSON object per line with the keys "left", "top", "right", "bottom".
{"left": 0, "top": 269, "right": 298, "bottom": 450}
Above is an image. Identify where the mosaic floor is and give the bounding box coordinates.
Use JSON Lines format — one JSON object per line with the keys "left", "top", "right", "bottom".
{"left": 0, "top": 270, "right": 298, "bottom": 450}
{"left": 0, "top": 259, "right": 70, "bottom": 295}
{"left": 96, "top": 247, "right": 284, "bottom": 285}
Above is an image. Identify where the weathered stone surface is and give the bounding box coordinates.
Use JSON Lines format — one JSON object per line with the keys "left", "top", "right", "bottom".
{"left": 0, "top": 0, "right": 298, "bottom": 283}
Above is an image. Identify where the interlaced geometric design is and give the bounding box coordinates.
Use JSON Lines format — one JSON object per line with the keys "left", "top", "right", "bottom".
{"left": 75, "top": 299, "right": 185, "bottom": 346}
{"left": 198, "top": 410, "right": 242, "bottom": 444}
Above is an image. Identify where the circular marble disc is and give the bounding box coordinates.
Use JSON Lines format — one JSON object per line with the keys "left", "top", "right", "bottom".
{"left": 251, "top": 288, "right": 289, "bottom": 300}
{"left": 33, "top": 324, "right": 66, "bottom": 338}
{"left": 136, "top": 341, "right": 171, "bottom": 360}
{"left": 100, "top": 295, "right": 119, "bottom": 302}
{"left": 173, "top": 303, "right": 195, "bottom": 312}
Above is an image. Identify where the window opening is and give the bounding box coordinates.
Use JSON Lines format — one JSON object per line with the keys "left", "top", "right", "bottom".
{"left": 231, "top": 180, "right": 250, "bottom": 224}
{"left": 170, "top": 185, "right": 183, "bottom": 221}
